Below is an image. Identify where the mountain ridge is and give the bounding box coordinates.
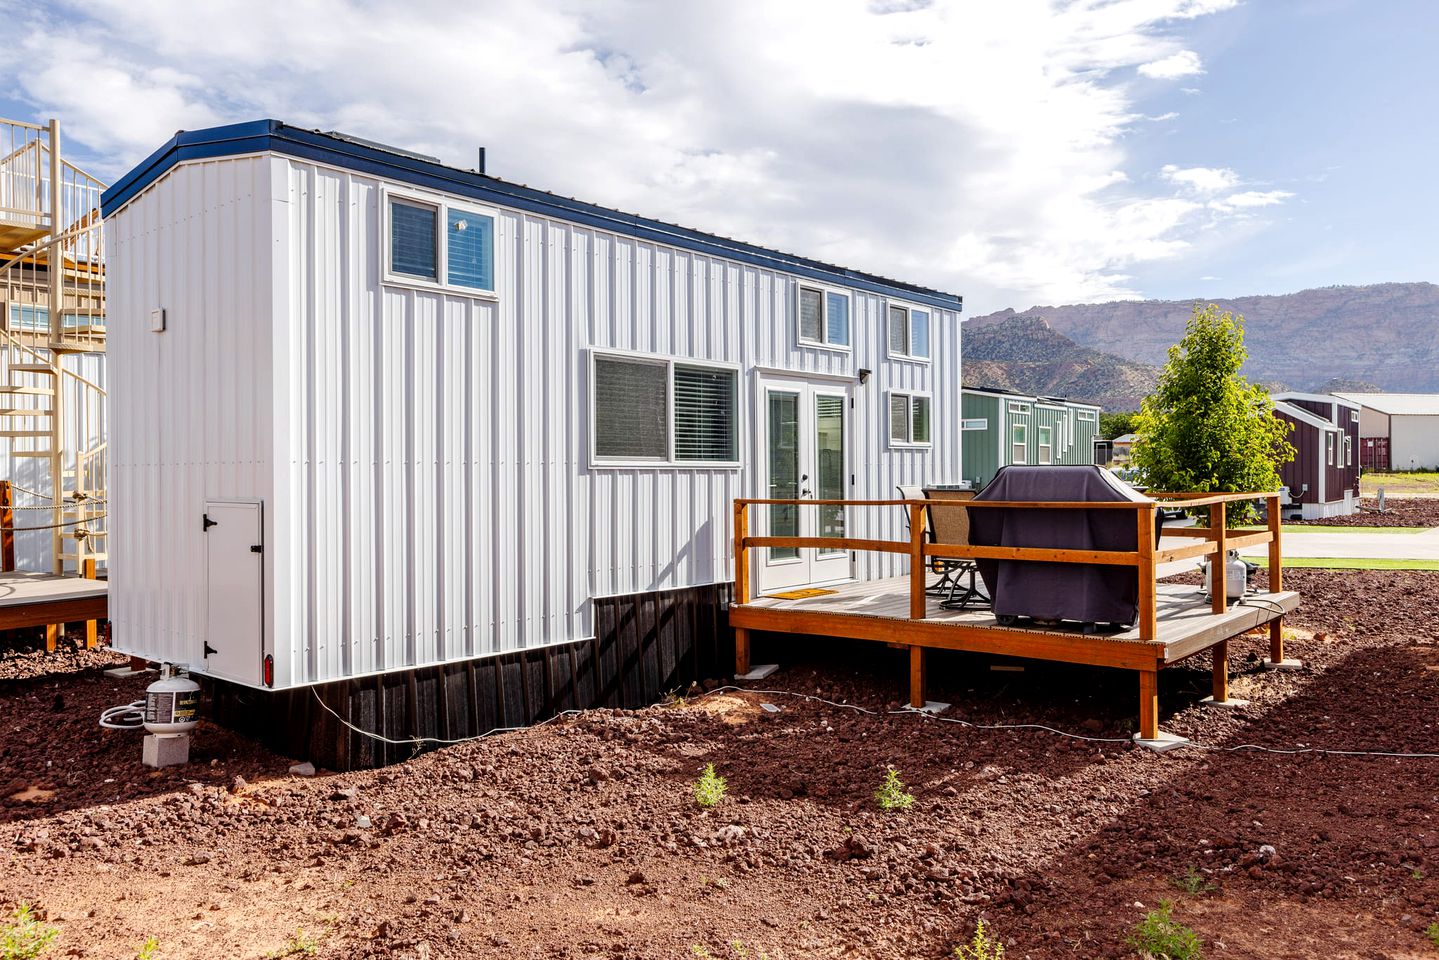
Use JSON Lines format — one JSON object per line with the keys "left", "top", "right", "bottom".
{"left": 969, "top": 281, "right": 1439, "bottom": 395}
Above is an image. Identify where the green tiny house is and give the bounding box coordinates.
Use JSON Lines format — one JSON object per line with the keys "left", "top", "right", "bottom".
{"left": 959, "top": 387, "right": 1102, "bottom": 488}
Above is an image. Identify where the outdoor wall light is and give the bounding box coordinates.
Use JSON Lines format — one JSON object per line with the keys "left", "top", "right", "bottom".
{"left": 857, "top": 368, "right": 872, "bottom": 385}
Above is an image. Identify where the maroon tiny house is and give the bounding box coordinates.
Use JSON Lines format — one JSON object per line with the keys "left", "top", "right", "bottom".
{"left": 1271, "top": 393, "right": 1361, "bottom": 519}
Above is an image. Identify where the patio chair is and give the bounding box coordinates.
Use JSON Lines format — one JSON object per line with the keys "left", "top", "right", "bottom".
{"left": 898, "top": 485, "right": 955, "bottom": 599}
{"left": 924, "top": 487, "right": 989, "bottom": 610}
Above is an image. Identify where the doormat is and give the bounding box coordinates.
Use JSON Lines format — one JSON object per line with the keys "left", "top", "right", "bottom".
{"left": 764, "top": 587, "right": 838, "bottom": 601}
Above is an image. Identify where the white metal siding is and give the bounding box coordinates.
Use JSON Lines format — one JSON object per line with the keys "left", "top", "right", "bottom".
{"left": 106, "top": 155, "right": 275, "bottom": 672}
{"left": 108, "top": 152, "right": 962, "bottom": 688}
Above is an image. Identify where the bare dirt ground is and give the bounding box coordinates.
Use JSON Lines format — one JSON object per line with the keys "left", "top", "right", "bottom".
{"left": 1290, "top": 497, "right": 1439, "bottom": 528}
{"left": 2, "top": 570, "right": 1439, "bottom": 959}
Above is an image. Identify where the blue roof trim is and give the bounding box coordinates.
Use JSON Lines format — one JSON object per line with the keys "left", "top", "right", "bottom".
{"left": 102, "top": 120, "right": 963, "bottom": 312}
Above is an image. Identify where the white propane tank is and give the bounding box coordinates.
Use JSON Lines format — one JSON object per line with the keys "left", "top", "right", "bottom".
{"left": 1204, "top": 550, "right": 1248, "bottom": 601}
{"left": 144, "top": 665, "right": 201, "bottom": 736}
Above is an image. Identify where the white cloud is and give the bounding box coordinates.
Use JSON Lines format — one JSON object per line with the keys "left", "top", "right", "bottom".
{"left": 1209, "top": 189, "right": 1295, "bottom": 212}
{"left": 1138, "top": 50, "right": 1205, "bottom": 79}
{"left": 0, "top": 0, "right": 1266, "bottom": 310}
{"left": 1162, "top": 164, "right": 1240, "bottom": 193}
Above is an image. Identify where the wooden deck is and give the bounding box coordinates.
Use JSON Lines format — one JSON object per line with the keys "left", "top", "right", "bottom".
{"left": 730, "top": 490, "right": 1297, "bottom": 743}
{"left": 0, "top": 569, "right": 107, "bottom": 647}
{"left": 734, "top": 577, "right": 1298, "bottom": 670}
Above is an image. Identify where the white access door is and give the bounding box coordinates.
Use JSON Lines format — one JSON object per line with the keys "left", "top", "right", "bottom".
{"left": 202, "top": 500, "right": 264, "bottom": 686}
{"left": 756, "top": 376, "right": 852, "bottom": 594}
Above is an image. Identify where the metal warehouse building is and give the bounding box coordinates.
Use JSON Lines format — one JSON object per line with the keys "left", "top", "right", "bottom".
{"left": 1334, "top": 392, "right": 1439, "bottom": 471}
{"left": 958, "top": 386, "right": 1100, "bottom": 489}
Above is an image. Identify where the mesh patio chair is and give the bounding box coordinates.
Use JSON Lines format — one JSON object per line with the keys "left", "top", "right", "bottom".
{"left": 924, "top": 487, "right": 990, "bottom": 610}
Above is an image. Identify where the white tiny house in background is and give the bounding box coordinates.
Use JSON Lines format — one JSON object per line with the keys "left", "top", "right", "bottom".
{"left": 101, "top": 121, "right": 965, "bottom": 763}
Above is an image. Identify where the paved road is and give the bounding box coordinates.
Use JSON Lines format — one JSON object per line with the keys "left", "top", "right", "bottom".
{"left": 1236, "top": 527, "right": 1439, "bottom": 561}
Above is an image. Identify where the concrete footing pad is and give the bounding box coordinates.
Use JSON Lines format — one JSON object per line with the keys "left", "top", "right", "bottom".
{"left": 1200, "top": 696, "right": 1251, "bottom": 709}
{"left": 1131, "top": 731, "right": 1190, "bottom": 753}
{"left": 901, "top": 701, "right": 951, "bottom": 715}
{"left": 1262, "top": 658, "right": 1304, "bottom": 672}
{"left": 104, "top": 666, "right": 155, "bottom": 679}
{"left": 735, "top": 663, "right": 779, "bottom": 681}
{"left": 142, "top": 734, "right": 190, "bottom": 768}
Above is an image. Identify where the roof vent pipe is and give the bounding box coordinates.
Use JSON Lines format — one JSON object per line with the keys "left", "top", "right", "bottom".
{"left": 476, "top": 147, "right": 486, "bottom": 175}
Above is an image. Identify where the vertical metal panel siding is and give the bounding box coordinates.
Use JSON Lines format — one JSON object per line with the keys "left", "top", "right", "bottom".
{"left": 111, "top": 153, "right": 961, "bottom": 687}
{"left": 106, "top": 156, "right": 274, "bottom": 670}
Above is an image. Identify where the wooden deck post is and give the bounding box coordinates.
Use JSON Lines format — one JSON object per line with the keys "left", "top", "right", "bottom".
{"left": 1135, "top": 504, "right": 1157, "bottom": 642}
{"left": 1267, "top": 493, "right": 1284, "bottom": 663}
{"left": 83, "top": 558, "right": 98, "bottom": 649}
{"left": 733, "top": 501, "right": 750, "bottom": 676}
{"left": 1138, "top": 668, "right": 1159, "bottom": 741}
{"left": 1211, "top": 501, "right": 1227, "bottom": 614}
{"left": 909, "top": 645, "right": 926, "bottom": 709}
{"left": 909, "top": 502, "right": 927, "bottom": 621}
{"left": 45, "top": 623, "right": 60, "bottom": 653}
{"left": 1211, "top": 640, "right": 1229, "bottom": 703}
{"left": 0, "top": 480, "right": 13, "bottom": 573}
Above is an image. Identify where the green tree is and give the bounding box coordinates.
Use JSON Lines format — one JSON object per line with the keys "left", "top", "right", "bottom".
{"left": 1132, "top": 303, "right": 1294, "bottom": 525}
{"left": 1099, "top": 411, "right": 1140, "bottom": 440}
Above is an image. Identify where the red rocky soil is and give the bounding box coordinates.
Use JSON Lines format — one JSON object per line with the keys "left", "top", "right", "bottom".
{"left": 2, "top": 570, "right": 1438, "bottom": 958}
{"left": 1289, "top": 497, "right": 1439, "bottom": 528}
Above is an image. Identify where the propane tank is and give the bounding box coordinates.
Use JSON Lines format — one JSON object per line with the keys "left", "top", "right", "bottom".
{"left": 1203, "top": 550, "right": 1248, "bottom": 601}
{"left": 143, "top": 664, "right": 200, "bottom": 736}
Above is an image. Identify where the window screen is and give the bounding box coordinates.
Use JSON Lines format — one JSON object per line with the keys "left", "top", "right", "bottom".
{"left": 798, "top": 287, "right": 823, "bottom": 343}
{"left": 911, "top": 396, "right": 931, "bottom": 444}
{"left": 447, "top": 208, "right": 494, "bottom": 290}
{"left": 594, "top": 357, "right": 668, "bottom": 460}
{"left": 390, "top": 199, "right": 438, "bottom": 280}
{"left": 888, "top": 305, "right": 909, "bottom": 355}
{"left": 825, "top": 291, "right": 850, "bottom": 346}
{"left": 674, "top": 365, "right": 737, "bottom": 462}
{"left": 890, "top": 394, "right": 909, "bottom": 443}
{"left": 910, "top": 309, "right": 930, "bottom": 358}
{"left": 1011, "top": 424, "right": 1027, "bottom": 463}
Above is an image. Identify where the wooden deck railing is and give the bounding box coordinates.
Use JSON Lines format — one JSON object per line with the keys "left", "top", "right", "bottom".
{"left": 733, "top": 491, "right": 1283, "bottom": 650}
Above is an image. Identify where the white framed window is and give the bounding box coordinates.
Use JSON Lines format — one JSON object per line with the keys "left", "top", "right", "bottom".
{"left": 1350, "top": 410, "right": 1360, "bottom": 424}
{"left": 590, "top": 349, "right": 740, "bottom": 467}
{"left": 1038, "top": 425, "right": 1053, "bottom": 464}
{"left": 886, "top": 303, "right": 931, "bottom": 361}
{"left": 1011, "top": 423, "right": 1027, "bottom": 463}
{"left": 961, "top": 418, "right": 988, "bottom": 431}
{"left": 1325, "top": 432, "right": 1335, "bottom": 466}
{"left": 1077, "top": 410, "right": 1097, "bottom": 422}
{"left": 796, "top": 283, "right": 851, "bottom": 350}
{"left": 888, "top": 392, "right": 932, "bottom": 447}
{"left": 1344, "top": 435, "right": 1353, "bottom": 467}
{"left": 382, "top": 188, "right": 497, "bottom": 296}
{"left": 1009, "top": 401, "right": 1031, "bottom": 416}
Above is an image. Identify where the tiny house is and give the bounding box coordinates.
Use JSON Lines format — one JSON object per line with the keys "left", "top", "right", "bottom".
{"left": 101, "top": 121, "right": 966, "bottom": 765}
{"left": 1271, "top": 392, "right": 1360, "bottom": 518}
{"left": 959, "top": 387, "right": 1100, "bottom": 488}
{"left": 1333, "top": 392, "right": 1439, "bottom": 471}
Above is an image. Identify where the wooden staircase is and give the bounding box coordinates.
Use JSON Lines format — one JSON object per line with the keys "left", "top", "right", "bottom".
{"left": 0, "top": 115, "right": 107, "bottom": 576}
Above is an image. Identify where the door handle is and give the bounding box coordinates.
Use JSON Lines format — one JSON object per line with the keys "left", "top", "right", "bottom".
{"left": 801, "top": 488, "right": 813, "bottom": 498}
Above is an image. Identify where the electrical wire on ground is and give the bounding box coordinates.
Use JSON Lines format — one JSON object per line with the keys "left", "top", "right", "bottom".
{"left": 306, "top": 677, "right": 1439, "bottom": 760}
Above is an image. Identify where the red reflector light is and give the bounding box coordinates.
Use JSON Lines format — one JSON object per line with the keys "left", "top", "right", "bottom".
{"left": 263, "top": 654, "right": 274, "bottom": 687}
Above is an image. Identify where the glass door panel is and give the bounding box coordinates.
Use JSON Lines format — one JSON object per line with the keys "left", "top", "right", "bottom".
{"left": 815, "top": 393, "right": 846, "bottom": 554}
{"left": 766, "top": 390, "right": 800, "bottom": 562}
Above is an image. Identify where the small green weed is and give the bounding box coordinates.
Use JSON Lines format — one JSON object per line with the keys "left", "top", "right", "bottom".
{"left": 691, "top": 947, "right": 715, "bottom": 960}
{"left": 1127, "top": 900, "right": 1201, "bottom": 960}
{"left": 136, "top": 937, "right": 159, "bottom": 960}
{"left": 1171, "top": 866, "right": 1217, "bottom": 895}
{"left": 875, "top": 767, "right": 914, "bottom": 812}
{"left": 268, "top": 929, "right": 320, "bottom": 958}
{"left": 1427, "top": 921, "right": 1439, "bottom": 949}
{"left": 694, "top": 763, "right": 727, "bottom": 808}
{"left": 954, "top": 918, "right": 1005, "bottom": 959}
{"left": 0, "top": 904, "right": 59, "bottom": 960}
{"left": 1412, "top": 868, "right": 1425, "bottom": 881}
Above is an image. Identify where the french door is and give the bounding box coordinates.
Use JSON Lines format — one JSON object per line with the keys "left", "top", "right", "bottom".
{"left": 756, "top": 375, "right": 852, "bottom": 593}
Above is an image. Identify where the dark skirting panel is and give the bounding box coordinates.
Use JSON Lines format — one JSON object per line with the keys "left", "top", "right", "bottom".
{"left": 205, "top": 581, "right": 735, "bottom": 771}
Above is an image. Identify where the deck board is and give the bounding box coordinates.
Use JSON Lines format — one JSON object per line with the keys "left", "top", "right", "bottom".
{"left": 734, "top": 576, "right": 1297, "bottom": 667}
{"left": 0, "top": 570, "right": 107, "bottom": 630}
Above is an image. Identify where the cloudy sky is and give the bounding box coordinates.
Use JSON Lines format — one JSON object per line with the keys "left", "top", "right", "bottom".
{"left": 1, "top": 0, "right": 1432, "bottom": 314}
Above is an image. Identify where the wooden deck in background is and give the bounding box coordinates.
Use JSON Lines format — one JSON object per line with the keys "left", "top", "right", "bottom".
{"left": 0, "top": 570, "right": 107, "bottom": 645}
